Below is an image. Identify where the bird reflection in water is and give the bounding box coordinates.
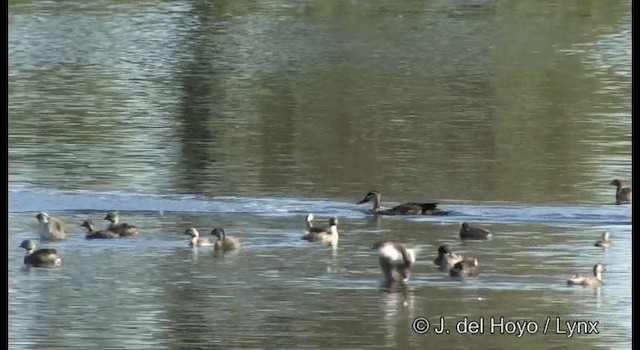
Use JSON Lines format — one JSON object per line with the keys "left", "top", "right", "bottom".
{"left": 380, "top": 281, "right": 415, "bottom": 347}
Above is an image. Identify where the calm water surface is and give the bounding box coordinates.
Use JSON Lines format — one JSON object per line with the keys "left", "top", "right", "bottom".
{"left": 9, "top": 0, "right": 631, "bottom": 349}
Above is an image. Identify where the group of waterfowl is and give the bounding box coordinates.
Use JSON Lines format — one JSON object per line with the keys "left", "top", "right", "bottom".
{"left": 18, "top": 181, "right": 628, "bottom": 289}
{"left": 20, "top": 211, "right": 140, "bottom": 267}
{"left": 357, "top": 188, "right": 618, "bottom": 288}
{"left": 21, "top": 210, "right": 245, "bottom": 266}
{"left": 81, "top": 212, "right": 140, "bottom": 239}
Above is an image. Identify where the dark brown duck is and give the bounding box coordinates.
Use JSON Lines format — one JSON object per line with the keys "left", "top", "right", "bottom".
{"left": 610, "top": 179, "right": 631, "bottom": 205}
{"left": 357, "top": 191, "right": 449, "bottom": 216}
{"left": 459, "top": 222, "right": 493, "bottom": 240}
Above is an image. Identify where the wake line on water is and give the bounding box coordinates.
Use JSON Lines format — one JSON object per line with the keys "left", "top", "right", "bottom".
{"left": 9, "top": 189, "right": 630, "bottom": 226}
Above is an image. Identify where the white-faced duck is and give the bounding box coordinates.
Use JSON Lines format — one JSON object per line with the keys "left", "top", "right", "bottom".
{"left": 104, "top": 212, "right": 140, "bottom": 237}
{"left": 301, "top": 216, "right": 339, "bottom": 247}
{"left": 567, "top": 263, "right": 605, "bottom": 288}
{"left": 184, "top": 227, "right": 215, "bottom": 247}
{"left": 449, "top": 258, "right": 479, "bottom": 277}
{"left": 433, "top": 244, "right": 464, "bottom": 271}
{"left": 19, "top": 239, "right": 62, "bottom": 267}
{"left": 211, "top": 228, "right": 243, "bottom": 252}
{"left": 80, "top": 220, "right": 120, "bottom": 239}
{"left": 610, "top": 179, "right": 631, "bottom": 205}
{"left": 459, "top": 222, "right": 493, "bottom": 240}
{"left": 594, "top": 231, "right": 611, "bottom": 249}
{"left": 357, "top": 191, "right": 449, "bottom": 216}
{"left": 371, "top": 241, "right": 417, "bottom": 283}
{"left": 305, "top": 214, "right": 315, "bottom": 230}
{"left": 35, "top": 212, "right": 67, "bottom": 241}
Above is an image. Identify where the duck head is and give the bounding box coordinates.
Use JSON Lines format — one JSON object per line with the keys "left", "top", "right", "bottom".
{"left": 80, "top": 220, "right": 95, "bottom": 231}
{"left": 184, "top": 227, "right": 200, "bottom": 238}
{"left": 357, "top": 191, "right": 381, "bottom": 204}
{"left": 437, "top": 244, "right": 452, "bottom": 255}
{"left": 19, "top": 239, "right": 36, "bottom": 251}
{"left": 35, "top": 212, "right": 50, "bottom": 224}
{"left": 211, "top": 228, "right": 226, "bottom": 240}
{"left": 104, "top": 212, "right": 120, "bottom": 224}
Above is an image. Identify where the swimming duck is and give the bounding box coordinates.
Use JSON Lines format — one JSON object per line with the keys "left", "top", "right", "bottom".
{"left": 356, "top": 191, "right": 449, "bottom": 216}
{"left": 211, "top": 228, "right": 243, "bottom": 252}
{"left": 459, "top": 222, "right": 493, "bottom": 240}
{"left": 35, "top": 212, "right": 67, "bottom": 241}
{"left": 449, "top": 258, "right": 479, "bottom": 277}
{"left": 610, "top": 179, "right": 631, "bottom": 204}
{"left": 301, "top": 217, "right": 339, "bottom": 247}
{"left": 594, "top": 231, "right": 611, "bottom": 249}
{"left": 567, "top": 263, "right": 605, "bottom": 287}
{"left": 104, "top": 212, "right": 140, "bottom": 237}
{"left": 19, "top": 239, "right": 62, "bottom": 267}
{"left": 184, "top": 227, "right": 214, "bottom": 247}
{"left": 371, "top": 241, "right": 417, "bottom": 283}
{"left": 80, "top": 220, "right": 120, "bottom": 239}
{"left": 433, "top": 244, "right": 464, "bottom": 270}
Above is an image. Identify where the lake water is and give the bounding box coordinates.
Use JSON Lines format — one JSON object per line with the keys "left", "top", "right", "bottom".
{"left": 9, "top": 0, "right": 631, "bottom": 349}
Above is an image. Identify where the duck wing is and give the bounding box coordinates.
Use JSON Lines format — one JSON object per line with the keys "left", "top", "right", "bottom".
{"left": 397, "top": 244, "right": 415, "bottom": 269}
{"left": 51, "top": 218, "right": 66, "bottom": 232}
{"left": 87, "top": 230, "right": 120, "bottom": 239}
{"left": 35, "top": 248, "right": 59, "bottom": 255}
{"left": 379, "top": 202, "right": 448, "bottom": 215}
{"left": 419, "top": 203, "right": 449, "bottom": 216}
{"left": 302, "top": 231, "right": 327, "bottom": 242}
{"left": 109, "top": 223, "right": 140, "bottom": 236}
{"left": 114, "top": 223, "right": 137, "bottom": 229}
{"left": 378, "top": 203, "right": 424, "bottom": 215}
{"left": 30, "top": 249, "right": 61, "bottom": 265}
{"left": 308, "top": 225, "right": 331, "bottom": 234}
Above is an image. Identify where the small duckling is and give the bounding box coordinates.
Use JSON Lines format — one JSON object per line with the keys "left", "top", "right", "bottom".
{"left": 610, "top": 179, "right": 631, "bottom": 205}
{"left": 301, "top": 217, "right": 339, "bottom": 247}
{"left": 371, "top": 241, "right": 416, "bottom": 283}
{"left": 449, "top": 258, "right": 479, "bottom": 277}
{"left": 567, "top": 263, "right": 605, "bottom": 287}
{"left": 104, "top": 212, "right": 140, "bottom": 237}
{"left": 459, "top": 222, "right": 493, "bottom": 240}
{"left": 80, "top": 220, "right": 120, "bottom": 239}
{"left": 184, "top": 227, "right": 214, "bottom": 247}
{"left": 594, "top": 231, "right": 611, "bottom": 249}
{"left": 19, "top": 239, "right": 62, "bottom": 267}
{"left": 211, "top": 228, "right": 243, "bottom": 252}
{"left": 433, "top": 244, "right": 464, "bottom": 270}
{"left": 35, "top": 212, "right": 67, "bottom": 241}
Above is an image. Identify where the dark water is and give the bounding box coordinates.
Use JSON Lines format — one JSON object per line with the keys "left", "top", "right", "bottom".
{"left": 9, "top": 0, "right": 631, "bottom": 349}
